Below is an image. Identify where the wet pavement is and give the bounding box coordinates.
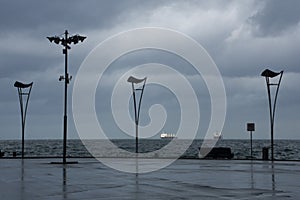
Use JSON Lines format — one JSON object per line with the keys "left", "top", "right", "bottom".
{"left": 0, "top": 158, "right": 299, "bottom": 199}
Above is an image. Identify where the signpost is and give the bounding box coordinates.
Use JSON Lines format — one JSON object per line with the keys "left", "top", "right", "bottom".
{"left": 247, "top": 123, "right": 255, "bottom": 159}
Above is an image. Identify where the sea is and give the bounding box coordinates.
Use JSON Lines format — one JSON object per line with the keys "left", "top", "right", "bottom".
{"left": 0, "top": 139, "right": 299, "bottom": 160}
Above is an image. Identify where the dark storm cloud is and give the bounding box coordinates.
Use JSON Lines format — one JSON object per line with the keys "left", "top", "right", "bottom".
{"left": 0, "top": 0, "right": 299, "bottom": 139}
{"left": 0, "top": 53, "right": 56, "bottom": 78}
{"left": 249, "top": 0, "right": 300, "bottom": 36}
{"left": 0, "top": 1, "right": 114, "bottom": 32}
{"left": 0, "top": 0, "right": 172, "bottom": 80}
{"left": 0, "top": 0, "right": 170, "bottom": 34}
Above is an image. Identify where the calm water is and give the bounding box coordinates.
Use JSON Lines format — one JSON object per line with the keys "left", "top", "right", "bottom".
{"left": 0, "top": 139, "right": 299, "bottom": 160}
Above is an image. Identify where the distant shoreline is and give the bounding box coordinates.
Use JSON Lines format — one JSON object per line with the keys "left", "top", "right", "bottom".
{"left": 1, "top": 139, "right": 300, "bottom": 141}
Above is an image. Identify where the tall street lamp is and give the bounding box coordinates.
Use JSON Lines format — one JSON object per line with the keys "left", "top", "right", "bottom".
{"left": 261, "top": 69, "right": 283, "bottom": 161}
{"left": 127, "top": 76, "right": 147, "bottom": 154}
{"left": 47, "top": 30, "right": 86, "bottom": 164}
{"left": 14, "top": 81, "right": 33, "bottom": 158}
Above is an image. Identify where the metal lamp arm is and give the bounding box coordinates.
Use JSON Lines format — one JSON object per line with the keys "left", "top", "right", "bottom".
{"left": 272, "top": 72, "right": 283, "bottom": 125}
{"left": 18, "top": 89, "right": 24, "bottom": 127}
{"left": 132, "top": 83, "right": 138, "bottom": 125}
{"left": 266, "top": 77, "right": 273, "bottom": 126}
{"left": 137, "top": 79, "right": 147, "bottom": 123}
{"left": 23, "top": 85, "right": 33, "bottom": 127}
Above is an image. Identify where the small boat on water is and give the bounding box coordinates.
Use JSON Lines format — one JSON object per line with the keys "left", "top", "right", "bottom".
{"left": 213, "top": 132, "right": 222, "bottom": 140}
{"left": 160, "top": 132, "right": 177, "bottom": 139}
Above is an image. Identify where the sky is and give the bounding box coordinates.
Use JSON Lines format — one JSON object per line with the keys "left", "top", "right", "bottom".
{"left": 0, "top": 0, "right": 299, "bottom": 140}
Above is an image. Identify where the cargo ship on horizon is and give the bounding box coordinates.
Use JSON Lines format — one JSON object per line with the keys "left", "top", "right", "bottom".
{"left": 160, "top": 132, "right": 177, "bottom": 139}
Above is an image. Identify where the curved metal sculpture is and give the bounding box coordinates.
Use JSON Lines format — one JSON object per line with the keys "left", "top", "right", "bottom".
{"left": 261, "top": 69, "right": 283, "bottom": 161}
{"left": 127, "top": 76, "right": 147, "bottom": 153}
{"left": 14, "top": 81, "right": 33, "bottom": 158}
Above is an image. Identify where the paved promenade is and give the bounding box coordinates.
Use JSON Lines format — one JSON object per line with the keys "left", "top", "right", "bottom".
{"left": 0, "top": 158, "right": 299, "bottom": 199}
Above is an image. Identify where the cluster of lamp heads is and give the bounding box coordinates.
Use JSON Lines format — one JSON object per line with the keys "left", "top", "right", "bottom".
{"left": 47, "top": 34, "right": 86, "bottom": 48}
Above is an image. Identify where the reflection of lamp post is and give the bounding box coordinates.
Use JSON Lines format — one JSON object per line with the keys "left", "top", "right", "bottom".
{"left": 261, "top": 69, "right": 283, "bottom": 161}
{"left": 14, "top": 81, "right": 33, "bottom": 158}
{"left": 127, "top": 76, "right": 147, "bottom": 153}
{"left": 47, "top": 30, "right": 86, "bottom": 164}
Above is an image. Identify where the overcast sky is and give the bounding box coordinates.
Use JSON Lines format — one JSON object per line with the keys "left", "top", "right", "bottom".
{"left": 0, "top": 0, "right": 299, "bottom": 140}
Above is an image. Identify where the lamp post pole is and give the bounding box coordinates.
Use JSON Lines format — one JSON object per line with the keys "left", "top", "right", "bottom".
{"left": 127, "top": 76, "right": 147, "bottom": 154}
{"left": 250, "top": 130, "right": 252, "bottom": 158}
{"left": 47, "top": 30, "right": 86, "bottom": 164}
{"left": 14, "top": 81, "right": 33, "bottom": 159}
{"left": 63, "top": 30, "right": 68, "bottom": 164}
{"left": 131, "top": 83, "right": 138, "bottom": 153}
{"left": 261, "top": 69, "right": 283, "bottom": 161}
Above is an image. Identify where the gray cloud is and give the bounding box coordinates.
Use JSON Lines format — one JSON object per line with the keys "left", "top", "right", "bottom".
{"left": 0, "top": 0, "right": 299, "bottom": 139}
{"left": 0, "top": 1, "right": 171, "bottom": 35}
{"left": 249, "top": 0, "right": 300, "bottom": 37}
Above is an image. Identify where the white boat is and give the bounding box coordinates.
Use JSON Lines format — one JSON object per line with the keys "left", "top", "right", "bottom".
{"left": 160, "top": 132, "right": 177, "bottom": 139}
{"left": 213, "top": 132, "right": 222, "bottom": 140}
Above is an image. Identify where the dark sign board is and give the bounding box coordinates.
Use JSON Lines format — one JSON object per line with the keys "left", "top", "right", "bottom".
{"left": 247, "top": 123, "right": 255, "bottom": 132}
